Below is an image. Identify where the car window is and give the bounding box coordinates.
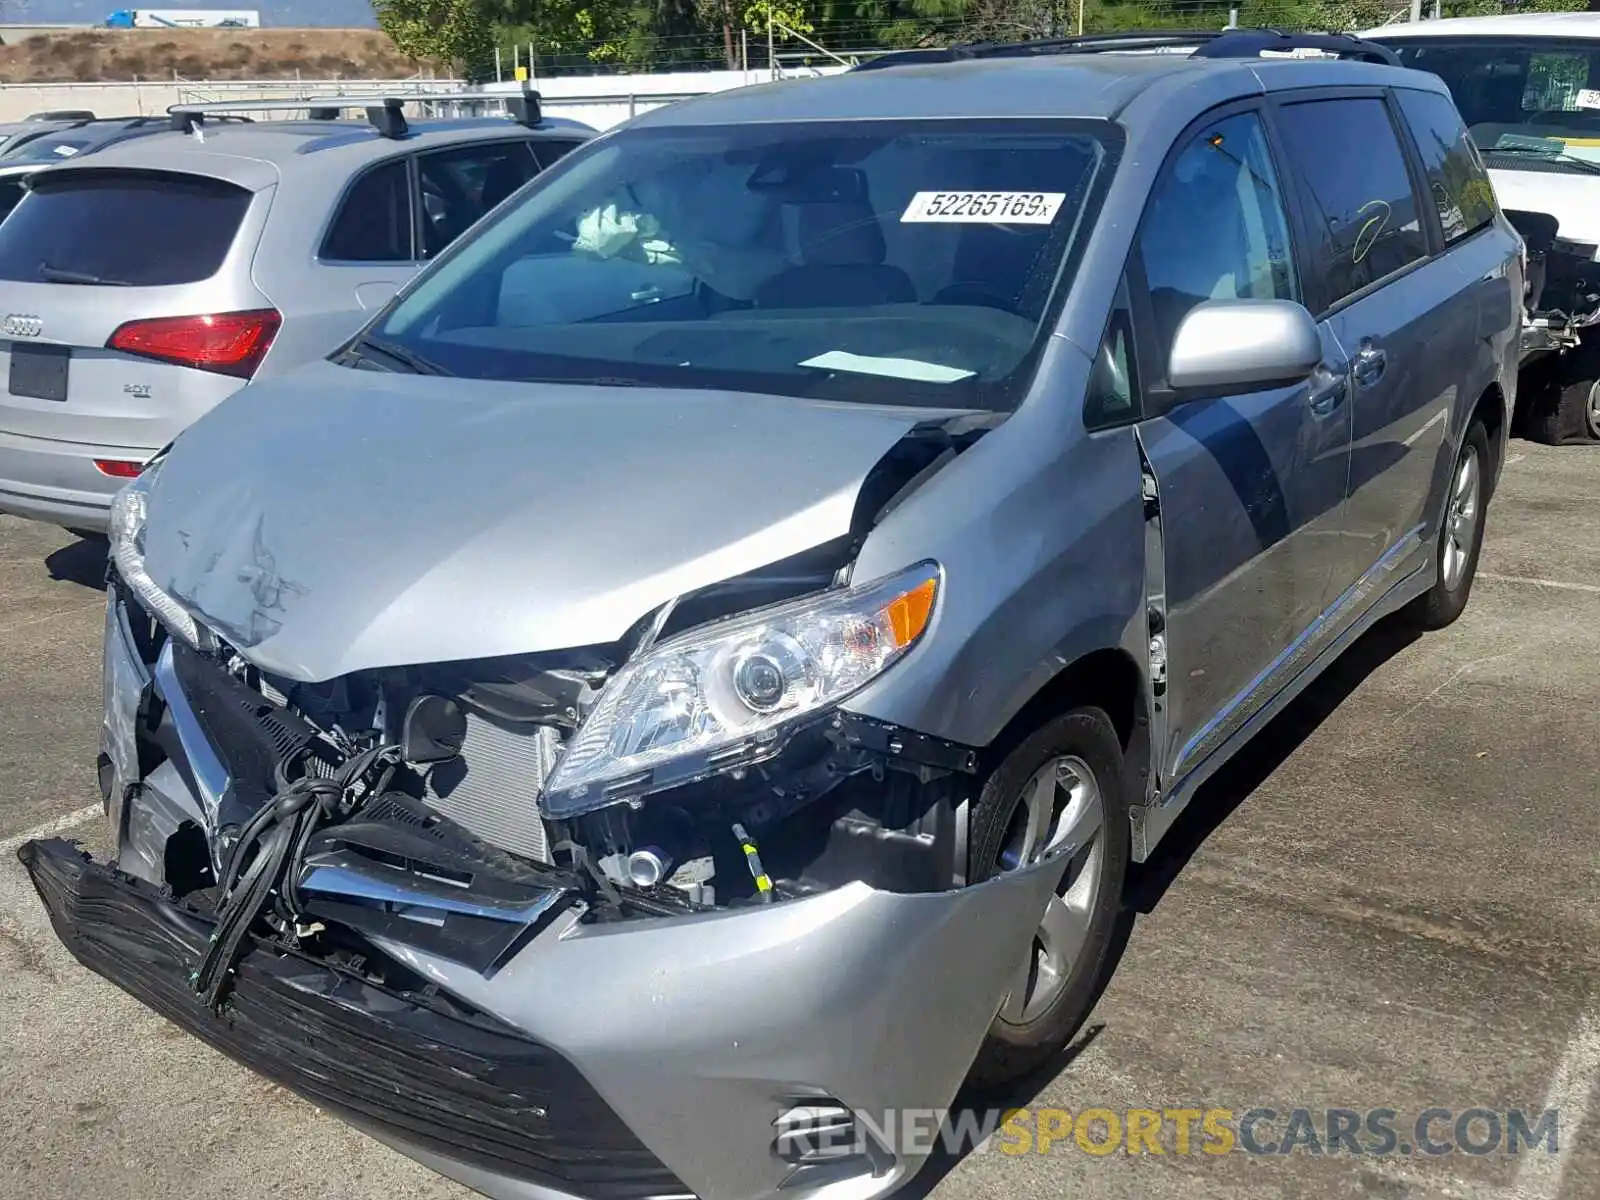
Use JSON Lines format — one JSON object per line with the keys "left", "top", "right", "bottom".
{"left": 1394, "top": 88, "right": 1498, "bottom": 246}
{"left": 363, "top": 119, "right": 1119, "bottom": 412}
{"left": 0, "top": 170, "right": 251, "bottom": 286}
{"left": 1273, "top": 97, "right": 1427, "bottom": 309}
{"left": 1137, "top": 110, "right": 1300, "bottom": 359}
{"left": 1384, "top": 38, "right": 1600, "bottom": 168}
{"left": 322, "top": 158, "right": 413, "bottom": 263}
{"left": 2, "top": 136, "right": 92, "bottom": 163}
{"left": 531, "top": 139, "right": 584, "bottom": 170}
{"left": 1085, "top": 306, "right": 1137, "bottom": 428}
{"left": 417, "top": 142, "right": 540, "bottom": 259}
{"left": 0, "top": 178, "right": 25, "bottom": 223}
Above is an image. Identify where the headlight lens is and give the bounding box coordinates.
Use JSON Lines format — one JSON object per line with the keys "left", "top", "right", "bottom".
{"left": 541, "top": 561, "right": 940, "bottom": 816}
{"left": 108, "top": 459, "right": 211, "bottom": 650}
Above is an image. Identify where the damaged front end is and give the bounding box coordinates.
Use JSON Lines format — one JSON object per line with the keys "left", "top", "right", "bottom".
{"left": 1506, "top": 207, "right": 1600, "bottom": 359}
{"left": 23, "top": 411, "right": 1067, "bottom": 1200}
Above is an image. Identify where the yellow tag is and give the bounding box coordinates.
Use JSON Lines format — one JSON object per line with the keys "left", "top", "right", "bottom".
{"left": 514, "top": 65, "right": 529, "bottom": 81}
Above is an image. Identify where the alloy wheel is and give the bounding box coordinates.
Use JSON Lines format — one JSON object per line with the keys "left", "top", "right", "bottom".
{"left": 994, "top": 755, "right": 1107, "bottom": 1027}
{"left": 1441, "top": 445, "right": 1481, "bottom": 592}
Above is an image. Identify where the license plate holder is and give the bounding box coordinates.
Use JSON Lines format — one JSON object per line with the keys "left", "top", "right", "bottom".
{"left": 9, "top": 344, "right": 70, "bottom": 402}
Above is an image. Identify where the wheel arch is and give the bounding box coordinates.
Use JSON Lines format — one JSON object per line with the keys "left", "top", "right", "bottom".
{"left": 984, "top": 645, "right": 1153, "bottom": 850}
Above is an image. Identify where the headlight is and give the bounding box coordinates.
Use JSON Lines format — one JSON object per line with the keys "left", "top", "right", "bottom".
{"left": 108, "top": 459, "right": 211, "bottom": 650}
{"left": 541, "top": 562, "right": 941, "bottom": 817}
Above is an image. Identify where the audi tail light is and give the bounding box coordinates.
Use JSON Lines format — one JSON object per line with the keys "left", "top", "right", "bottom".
{"left": 107, "top": 309, "right": 281, "bottom": 379}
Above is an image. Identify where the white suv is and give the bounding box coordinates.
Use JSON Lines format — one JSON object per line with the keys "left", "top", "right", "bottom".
{"left": 1370, "top": 12, "right": 1600, "bottom": 442}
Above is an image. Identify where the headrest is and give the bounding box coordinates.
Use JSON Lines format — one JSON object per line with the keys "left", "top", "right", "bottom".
{"left": 797, "top": 200, "right": 887, "bottom": 267}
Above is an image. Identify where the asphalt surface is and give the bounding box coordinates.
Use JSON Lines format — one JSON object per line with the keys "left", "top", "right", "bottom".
{"left": 1, "top": 438, "right": 1597, "bottom": 1200}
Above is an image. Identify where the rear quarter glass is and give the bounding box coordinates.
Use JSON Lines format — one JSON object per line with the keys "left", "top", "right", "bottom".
{"left": 0, "top": 170, "right": 252, "bottom": 287}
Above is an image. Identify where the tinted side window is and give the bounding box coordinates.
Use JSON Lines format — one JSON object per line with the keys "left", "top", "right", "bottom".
{"left": 531, "top": 138, "right": 584, "bottom": 170}
{"left": 0, "top": 170, "right": 251, "bottom": 285}
{"left": 1085, "top": 306, "right": 1138, "bottom": 428}
{"left": 417, "top": 141, "right": 540, "bottom": 258}
{"left": 1274, "top": 98, "right": 1427, "bottom": 308}
{"left": 1137, "top": 110, "right": 1300, "bottom": 359}
{"left": 1395, "top": 88, "right": 1498, "bottom": 245}
{"left": 322, "top": 158, "right": 413, "bottom": 262}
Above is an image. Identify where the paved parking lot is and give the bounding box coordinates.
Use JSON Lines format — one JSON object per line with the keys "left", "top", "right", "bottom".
{"left": 1, "top": 439, "right": 1596, "bottom": 1200}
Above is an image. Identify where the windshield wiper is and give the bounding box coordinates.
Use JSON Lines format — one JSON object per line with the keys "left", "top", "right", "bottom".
{"left": 1485, "top": 144, "right": 1600, "bottom": 175}
{"left": 346, "top": 334, "right": 449, "bottom": 376}
{"left": 37, "top": 261, "right": 132, "bottom": 286}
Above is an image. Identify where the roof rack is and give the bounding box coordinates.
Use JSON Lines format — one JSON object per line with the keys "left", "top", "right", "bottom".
{"left": 165, "top": 83, "right": 544, "bottom": 140}
{"left": 849, "top": 27, "right": 1401, "bottom": 71}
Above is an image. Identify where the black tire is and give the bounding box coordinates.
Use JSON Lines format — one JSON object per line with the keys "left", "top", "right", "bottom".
{"left": 965, "top": 707, "right": 1130, "bottom": 1088}
{"left": 1405, "top": 419, "right": 1491, "bottom": 631}
{"left": 1520, "top": 342, "right": 1600, "bottom": 445}
{"left": 1527, "top": 373, "right": 1600, "bottom": 445}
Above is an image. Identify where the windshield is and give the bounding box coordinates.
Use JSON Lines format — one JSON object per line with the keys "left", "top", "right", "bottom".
{"left": 1385, "top": 37, "right": 1600, "bottom": 174}
{"left": 361, "top": 118, "right": 1119, "bottom": 410}
{"left": 2, "top": 136, "right": 92, "bottom": 163}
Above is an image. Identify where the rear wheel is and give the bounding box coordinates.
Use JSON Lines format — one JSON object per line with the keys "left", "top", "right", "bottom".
{"left": 1405, "top": 419, "right": 1490, "bottom": 631}
{"left": 966, "top": 708, "right": 1130, "bottom": 1088}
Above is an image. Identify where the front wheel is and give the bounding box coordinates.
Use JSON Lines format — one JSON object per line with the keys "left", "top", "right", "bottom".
{"left": 1404, "top": 419, "right": 1491, "bottom": 631}
{"left": 965, "top": 708, "right": 1130, "bottom": 1088}
{"left": 1527, "top": 372, "right": 1600, "bottom": 445}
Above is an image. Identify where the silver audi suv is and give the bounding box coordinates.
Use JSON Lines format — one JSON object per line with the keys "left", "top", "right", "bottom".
{"left": 24, "top": 29, "right": 1521, "bottom": 1200}
{"left": 0, "top": 91, "right": 591, "bottom": 533}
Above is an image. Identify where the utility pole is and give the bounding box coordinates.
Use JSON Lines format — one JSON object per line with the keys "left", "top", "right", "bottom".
{"left": 768, "top": 6, "right": 776, "bottom": 82}
{"left": 1410, "top": 0, "right": 1423, "bottom": 22}
{"left": 1077, "top": 0, "right": 1084, "bottom": 36}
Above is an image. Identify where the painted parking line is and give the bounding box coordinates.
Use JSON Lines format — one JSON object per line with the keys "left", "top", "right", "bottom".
{"left": 0, "top": 803, "right": 102, "bottom": 858}
{"left": 1509, "top": 1008, "right": 1600, "bottom": 1200}
{"left": 1476, "top": 573, "right": 1600, "bottom": 596}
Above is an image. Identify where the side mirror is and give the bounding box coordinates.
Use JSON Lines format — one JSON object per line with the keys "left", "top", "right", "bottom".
{"left": 1166, "top": 298, "right": 1321, "bottom": 393}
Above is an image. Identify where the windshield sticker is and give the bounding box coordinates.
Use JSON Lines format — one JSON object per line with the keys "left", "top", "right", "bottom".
{"left": 52, "top": 145, "right": 78, "bottom": 157}
{"left": 799, "top": 350, "right": 976, "bottom": 383}
{"left": 900, "top": 190, "right": 1066, "bottom": 224}
{"left": 1576, "top": 88, "right": 1600, "bottom": 111}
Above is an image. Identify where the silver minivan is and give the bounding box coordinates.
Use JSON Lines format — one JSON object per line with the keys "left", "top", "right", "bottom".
{"left": 24, "top": 30, "right": 1521, "bottom": 1200}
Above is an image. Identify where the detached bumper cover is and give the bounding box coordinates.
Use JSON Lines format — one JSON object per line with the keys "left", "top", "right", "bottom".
{"left": 18, "top": 837, "right": 691, "bottom": 1200}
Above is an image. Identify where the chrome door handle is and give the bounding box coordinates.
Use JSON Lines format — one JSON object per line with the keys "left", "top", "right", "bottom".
{"left": 1353, "top": 343, "right": 1387, "bottom": 388}
{"left": 1308, "top": 365, "right": 1348, "bottom": 416}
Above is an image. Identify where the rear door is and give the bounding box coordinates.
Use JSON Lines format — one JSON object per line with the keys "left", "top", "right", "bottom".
{"left": 1268, "top": 91, "right": 1469, "bottom": 609}
{"left": 0, "top": 168, "right": 270, "bottom": 455}
{"left": 1123, "top": 103, "right": 1354, "bottom": 785}
{"left": 317, "top": 155, "right": 419, "bottom": 314}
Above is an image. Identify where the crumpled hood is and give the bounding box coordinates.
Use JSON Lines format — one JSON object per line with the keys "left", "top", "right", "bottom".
{"left": 1490, "top": 167, "right": 1600, "bottom": 254}
{"left": 141, "top": 362, "right": 954, "bottom": 682}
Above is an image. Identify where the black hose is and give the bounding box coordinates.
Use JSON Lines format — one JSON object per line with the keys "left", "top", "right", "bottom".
{"left": 190, "top": 743, "right": 397, "bottom": 1010}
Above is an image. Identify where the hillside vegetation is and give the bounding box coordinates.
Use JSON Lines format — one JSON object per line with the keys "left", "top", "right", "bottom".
{"left": 0, "top": 29, "right": 436, "bottom": 83}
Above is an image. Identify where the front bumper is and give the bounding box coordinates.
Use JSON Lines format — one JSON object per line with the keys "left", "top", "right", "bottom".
{"left": 21, "top": 837, "right": 690, "bottom": 1200}
{"left": 64, "top": 584, "right": 1067, "bottom": 1200}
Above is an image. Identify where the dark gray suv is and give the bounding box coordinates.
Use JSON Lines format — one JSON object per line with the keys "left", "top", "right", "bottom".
{"left": 24, "top": 30, "right": 1521, "bottom": 1200}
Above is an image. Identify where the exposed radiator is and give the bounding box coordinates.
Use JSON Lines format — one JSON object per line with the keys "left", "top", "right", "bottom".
{"left": 422, "top": 709, "right": 560, "bottom": 864}
{"left": 255, "top": 678, "right": 557, "bottom": 864}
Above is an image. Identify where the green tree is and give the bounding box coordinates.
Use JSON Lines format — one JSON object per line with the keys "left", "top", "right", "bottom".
{"left": 375, "top": 0, "right": 497, "bottom": 75}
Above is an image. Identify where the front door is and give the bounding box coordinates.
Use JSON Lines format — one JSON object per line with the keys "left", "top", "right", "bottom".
{"left": 1124, "top": 105, "right": 1354, "bottom": 786}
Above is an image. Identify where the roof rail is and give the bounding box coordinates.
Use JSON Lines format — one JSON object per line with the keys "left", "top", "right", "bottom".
{"left": 165, "top": 84, "right": 544, "bottom": 139}
{"left": 849, "top": 26, "right": 1401, "bottom": 71}
{"left": 850, "top": 30, "right": 1224, "bottom": 70}
{"left": 1193, "top": 29, "right": 1402, "bottom": 66}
